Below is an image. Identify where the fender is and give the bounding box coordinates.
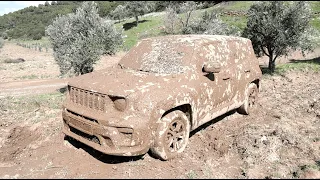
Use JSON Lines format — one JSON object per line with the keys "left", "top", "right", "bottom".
{"left": 150, "top": 90, "right": 200, "bottom": 131}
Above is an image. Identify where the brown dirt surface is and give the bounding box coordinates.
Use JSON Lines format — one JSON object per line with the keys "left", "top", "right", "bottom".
{"left": 0, "top": 42, "right": 319, "bottom": 178}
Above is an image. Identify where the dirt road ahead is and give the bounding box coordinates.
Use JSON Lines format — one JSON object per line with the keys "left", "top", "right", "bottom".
{"left": 0, "top": 79, "right": 69, "bottom": 97}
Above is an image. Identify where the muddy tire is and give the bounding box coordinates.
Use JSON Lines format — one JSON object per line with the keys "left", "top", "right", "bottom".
{"left": 237, "top": 83, "right": 258, "bottom": 115}
{"left": 151, "top": 110, "right": 190, "bottom": 161}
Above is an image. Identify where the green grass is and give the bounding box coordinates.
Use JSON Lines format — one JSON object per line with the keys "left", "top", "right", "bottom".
{"left": 1, "top": 92, "right": 65, "bottom": 114}
{"left": 115, "top": 15, "right": 164, "bottom": 50}
{"left": 275, "top": 61, "right": 320, "bottom": 74}
{"left": 18, "top": 74, "right": 38, "bottom": 80}
{"left": 310, "top": 1, "right": 320, "bottom": 13}
{"left": 17, "top": 74, "right": 53, "bottom": 80}
{"left": 221, "top": 1, "right": 255, "bottom": 11}
{"left": 310, "top": 18, "right": 320, "bottom": 32}
{"left": 186, "top": 170, "right": 198, "bottom": 179}
{"left": 220, "top": 15, "right": 248, "bottom": 31}
{"left": 11, "top": 36, "right": 51, "bottom": 47}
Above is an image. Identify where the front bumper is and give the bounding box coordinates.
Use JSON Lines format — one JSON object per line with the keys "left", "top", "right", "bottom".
{"left": 62, "top": 109, "right": 151, "bottom": 156}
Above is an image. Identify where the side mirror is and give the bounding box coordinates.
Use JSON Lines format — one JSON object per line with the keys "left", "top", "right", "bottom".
{"left": 203, "top": 62, "right": 221, "bottom": 73}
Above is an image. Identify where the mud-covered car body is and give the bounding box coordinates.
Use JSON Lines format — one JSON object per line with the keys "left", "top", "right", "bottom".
{"left": 62, "top": 35, "right": 262, "bottom": 158}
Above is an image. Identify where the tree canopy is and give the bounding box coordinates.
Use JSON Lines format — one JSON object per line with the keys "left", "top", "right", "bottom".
{"left": 243, "top": 1, "right": 315, "bottom": 73}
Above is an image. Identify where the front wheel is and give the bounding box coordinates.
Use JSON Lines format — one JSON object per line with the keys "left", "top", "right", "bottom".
{"left": 150, "top": 110, "right": 190, "bottom": 161}
{"left": 237, "top": 83, "right": 258, "bottom": 115}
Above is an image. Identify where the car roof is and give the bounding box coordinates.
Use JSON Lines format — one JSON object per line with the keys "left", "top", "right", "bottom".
{"left": 141, "top": 34, "right": 251, "bottom": 44}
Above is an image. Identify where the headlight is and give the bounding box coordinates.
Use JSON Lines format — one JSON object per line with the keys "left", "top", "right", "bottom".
{"left": 113, "top": 97, "right": 127, "bottom": 111}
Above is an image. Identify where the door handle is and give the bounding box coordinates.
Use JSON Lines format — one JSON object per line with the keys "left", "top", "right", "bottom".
{"left": 223, "top": 76, "right": 230, "bottom": 80}
{"left": 244, "top": 69, "right": 250, "bottom": 73}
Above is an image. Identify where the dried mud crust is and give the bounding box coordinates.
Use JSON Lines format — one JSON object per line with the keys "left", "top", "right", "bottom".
{"left": 0, "top": 71, "right": 319, "bottom": 179}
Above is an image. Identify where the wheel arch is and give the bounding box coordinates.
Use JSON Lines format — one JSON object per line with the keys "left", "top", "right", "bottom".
{"left": 161, "top": 104, "right": 193, "bottom": 129}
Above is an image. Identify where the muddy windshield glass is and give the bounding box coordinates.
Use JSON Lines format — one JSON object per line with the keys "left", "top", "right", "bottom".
{"left": 118, "top": 37, "right": 194, "bottom": 74}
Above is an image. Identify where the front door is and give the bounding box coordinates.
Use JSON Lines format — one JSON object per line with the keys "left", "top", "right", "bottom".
{"left": 196, "top": 42, "right": 236, "bottom": 126}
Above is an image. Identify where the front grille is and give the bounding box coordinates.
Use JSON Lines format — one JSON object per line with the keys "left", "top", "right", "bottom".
{"left": 69, "top": 86, "right": 111, "bottom": 112}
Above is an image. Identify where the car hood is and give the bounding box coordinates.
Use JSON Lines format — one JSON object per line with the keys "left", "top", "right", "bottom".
{"left": 68, "top": 67, "right": 185, "bottom": 97}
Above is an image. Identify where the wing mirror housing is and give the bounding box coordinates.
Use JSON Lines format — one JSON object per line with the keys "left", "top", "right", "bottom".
{"left": 203, "top": 62, "right": 221, "bottom": 73}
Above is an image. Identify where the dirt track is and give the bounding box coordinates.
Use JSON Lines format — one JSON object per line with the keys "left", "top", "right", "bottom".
{"left": 0, "top": 79, "right": 68, "bottom": 97}
{"left": 0, "top": 43, "right": 320, "bottom": 178}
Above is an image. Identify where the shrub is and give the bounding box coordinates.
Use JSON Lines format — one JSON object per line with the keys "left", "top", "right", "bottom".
{"left": 45, "top": 1, "right": 123, "bottom": 76}
{"left": 162, "top": 7, "right": 240, "bottom": 36}
{"left": 185, "top": 11, "right": 241, "bottom": 36}
{"left": 162, "top": 6, "right": 181, "bottom": 34}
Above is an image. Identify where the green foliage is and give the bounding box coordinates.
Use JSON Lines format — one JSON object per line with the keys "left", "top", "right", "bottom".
{"left": 163, "top": 6, "right": 181, "bottom": 34}
{"left": 96, "top": 1, "right": 124, "bottom": 18}
{"left": 46, "top": 1, "right": 123, "bottom": 76}
{"left": 276, "top": 61, "right": 320, "bottom": 74}
{"left": 110, "top": 5, "right": 126, "bottom": 23}
{"left": 0, "top": 1, "right": 124, "bottom": 40}
{"left": 185, "top": 11, "right": 241, "bottom": 36}
{"left": 179, "top": 1, "right": 198, "bottom": 33}
{"left": 115, "top": 15, "right": 163, "bottom": 50}
{"left": 242, "top": 1, "right": 316, "bottom": 73}
{"left": 124, "top": 1, "right": 154, "bottom": 25}
{"left": 163, "top": 3, "right": 239, "bottom": 36}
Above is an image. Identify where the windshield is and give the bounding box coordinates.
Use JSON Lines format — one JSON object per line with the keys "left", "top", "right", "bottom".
{"left": 118, "top": 37, "right": 195, "bottom": 74}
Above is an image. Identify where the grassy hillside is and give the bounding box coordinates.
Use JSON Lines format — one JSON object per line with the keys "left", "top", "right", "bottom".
{"left": 115, "top": 1, "right": 320, "bottom": 50}
{"left": 11, "top": 1, "right": 320, "bottom": 51}
{"left": 0, "top": 1, "right": 123, "bottom": 40}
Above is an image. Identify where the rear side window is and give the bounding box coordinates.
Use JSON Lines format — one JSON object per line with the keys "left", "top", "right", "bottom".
{"left": 201, "top": 41, "right": 234, "bottom": 68}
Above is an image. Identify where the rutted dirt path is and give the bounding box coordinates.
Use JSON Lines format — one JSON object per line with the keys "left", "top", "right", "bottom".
{"left": 0, "top": 79, "right": 69, "bottom": 97}
{"left": 0, "top": 43, "right": 125, "bottom": 97}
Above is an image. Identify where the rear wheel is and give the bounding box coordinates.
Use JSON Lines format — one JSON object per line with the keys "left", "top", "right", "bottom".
{"left": 237, "top": 83, "right": 258, "bottom": 115}
{"left": 151, "top": 110, "right": 190, "bottom": 161}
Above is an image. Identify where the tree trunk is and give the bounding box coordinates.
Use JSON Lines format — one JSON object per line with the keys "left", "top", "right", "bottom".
{"left": 268, "top": 56, "right": 275, "bottom": 73}
{"left": 135, "top": 16, "right": 139, "bottom": 26}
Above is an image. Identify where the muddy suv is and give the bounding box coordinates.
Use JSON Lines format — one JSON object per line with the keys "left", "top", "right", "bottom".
{"left": 62, "top": 35, "right": 262, "bottom": 160}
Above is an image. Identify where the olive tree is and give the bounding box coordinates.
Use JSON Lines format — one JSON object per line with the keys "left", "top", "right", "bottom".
{"left": 163, "top": 4, "right": 240, "bottom": 36}
{"left": 163, "top": 6, "right": 181, "bottom": 34}
{"left": 125, "top": 1, "right": 154, "bottom": 26}
{"left": 179, "top": 1, "right": 198, "bottom": 33}
{"left": 110, "top": 5, "right": 126, "bottom": 23}
{"left": 242, "top": 1, "right": 315, "bottom": 73}
{"left": 45, "top": 1, "right": 123, "bottom": 76}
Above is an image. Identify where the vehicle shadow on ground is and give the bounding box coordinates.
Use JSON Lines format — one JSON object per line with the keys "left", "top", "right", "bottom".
{"left": 123, "top": 20, "right": 149, "bottom": 31}
{"left": 65, "top": 136, "right": 144, "bottom": 164}
{"left": 65, "top": 109, "right": 239, "bottom": 164}
{"left": 189, "top": 109, "right": 237, "bottom": 137}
